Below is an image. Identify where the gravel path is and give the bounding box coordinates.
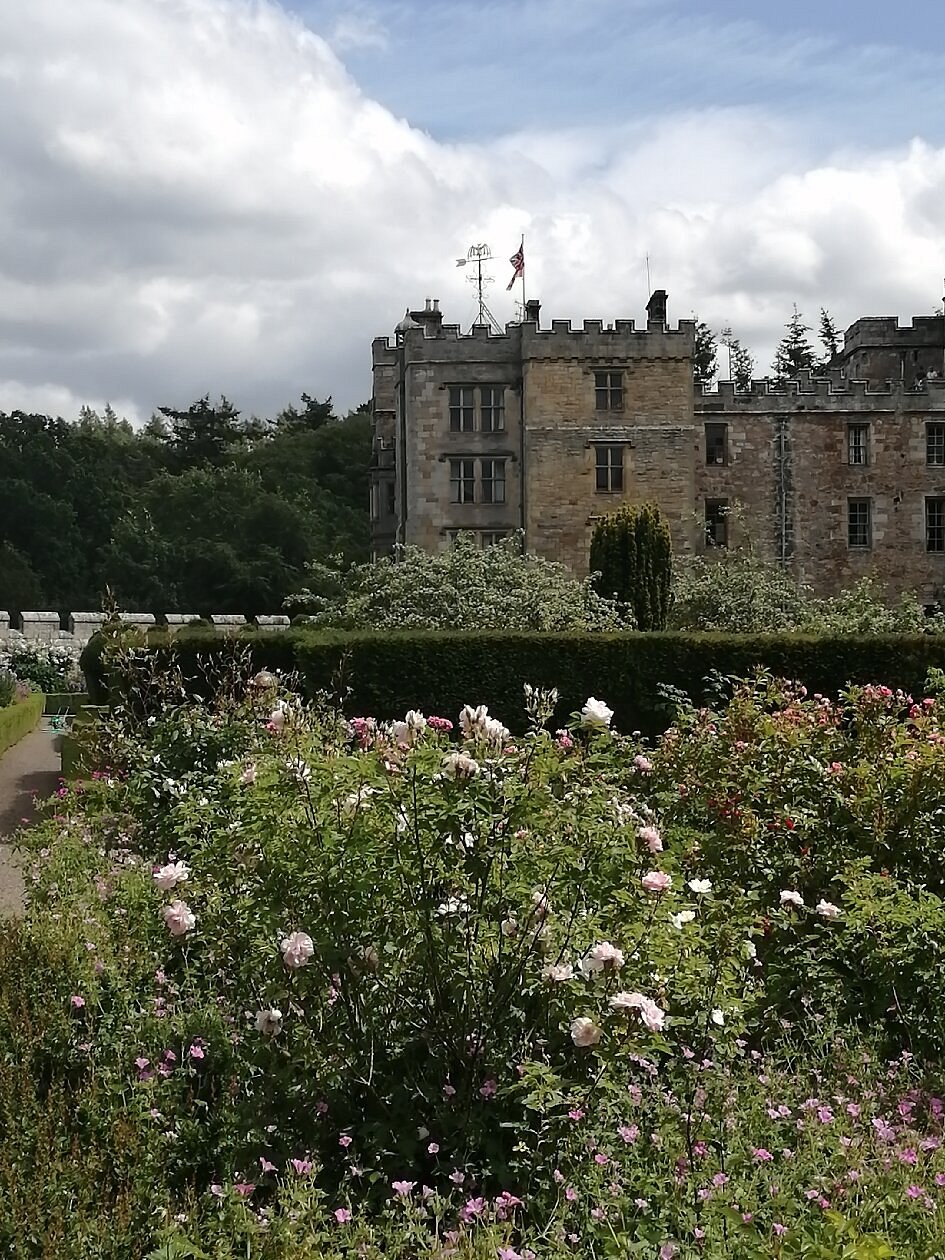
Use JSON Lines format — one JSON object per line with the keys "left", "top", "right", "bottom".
{"left": 0, "top": 725, "right": 61, "bottom": 915}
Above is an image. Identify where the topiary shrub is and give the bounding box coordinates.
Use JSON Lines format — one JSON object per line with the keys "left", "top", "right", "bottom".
{"left": 589, "top": 503, "right": 672, "bottom": 630}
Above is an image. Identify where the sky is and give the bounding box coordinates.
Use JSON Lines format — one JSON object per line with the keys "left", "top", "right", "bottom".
{"left": 3, "top": 0, "right": 945, "bottom": 422}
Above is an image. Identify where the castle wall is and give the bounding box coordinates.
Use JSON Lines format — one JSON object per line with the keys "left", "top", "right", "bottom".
{"left": 370, "top": 305, "right": 945, "bottom": 609}
{"left": 520, "top": 321, "right": 696, "bottom": 572}
{"left": 694, "top": 375, "right": 945, "bottom": 602}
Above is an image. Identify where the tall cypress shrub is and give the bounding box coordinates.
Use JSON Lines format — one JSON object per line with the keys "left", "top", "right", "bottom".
{"left": 589, "top": 503, "right": 672, "bottom": 630}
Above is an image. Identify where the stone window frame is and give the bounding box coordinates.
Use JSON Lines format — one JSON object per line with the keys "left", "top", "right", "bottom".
{"left": 704, "top": 498, "right": 729, "bottom": 548}
{"left": 847, "top": 497, "right": 872, "bottom": 549}
{"left": 449, "top": 457, "right": 476, "bottom": 503}
{"left": 705, "top": 422, "right": 728, "bottom": 466}
{"left": 480, "top": 386, "right": 506, "bottom": 433}
{"left": 444, "top": 528, "right": 510, "bottom": 549}
{"left": 847, "top": 423, "right": 870, "bottom": 467}
{"left": 594, "top": 370, "right": 624, "bottom": 412}
{"left": 448, "top": 386, "right": 475, "bottom": 433}
{"left": 480, "top": 458, "right": 506, "bottom": 505}
{"left": 384, "top": 480, "right": 396, "bottom": 516}
{"left": 594, "top": 444, "right": 625, "bottom": 493}
{"left": 926, "top": 497, "right": 945, "bottom": 553}
{"left": 926, "top": 422, "right": 945, "bottom": 467}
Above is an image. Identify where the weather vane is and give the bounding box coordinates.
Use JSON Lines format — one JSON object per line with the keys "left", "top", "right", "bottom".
{"left": 455, "top": 244, "right": 504, "bottom": 334}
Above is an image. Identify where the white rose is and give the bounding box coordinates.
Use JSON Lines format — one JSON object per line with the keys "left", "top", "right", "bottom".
{"left": 710, "top": 1008, "right": 725, "bottom": 1026}
{"left": 442, "top": 751, "right": 480, "bottom": 780}
{"left": 670, "top": 910, "right": 696, "bottom": 929}
{"left": 570, "top": 1016, "right": 602, "bottom": 1048}
{"left": 609, "top": 991, "right": 666, "bottom": 1032}
{"left": 687, "top": 879, "right": 713, "bottom": 895}
{"left": 580, "top": 941, "right": 625, "bottom": 977}
{"left": 816, "top": 899, "right": 841, "bottom": 919}
{"left": 280, "top": 930, "right": 315, "bottom": 969}
{"left": 254, "top": 1007, "right": 283, "bottom": 1036}
{"left": 162, "top": 899, "right": 196, "bottom": 936}
{"left": 542, "top": 962, "right": 574, "bottom": 983}
{"left": 580, "top": 697, "right": 614, "bottom": 729}
{"left": 153, "top": 861, "right": 190, "bottom": 891}
{"left": 779, "top": 890, "right": 804, "bottom": 908}
{"left": 436, "top": 896, "right": 470, "bottom": 917}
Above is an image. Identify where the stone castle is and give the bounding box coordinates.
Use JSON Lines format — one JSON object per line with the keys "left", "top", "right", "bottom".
{"left": 369, "top": 294, "right": 945, "bottom": 606}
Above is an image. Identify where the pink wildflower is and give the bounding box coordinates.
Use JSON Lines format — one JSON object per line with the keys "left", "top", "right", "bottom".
{"left": 391, "top": 1180, "right": 415, "bottom": 1196}
{"left": 334, "top": 1208, "right": 352, "bottom": 1224}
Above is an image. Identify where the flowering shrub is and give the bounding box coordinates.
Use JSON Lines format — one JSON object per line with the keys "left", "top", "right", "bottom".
{"left": 6, "top": 663, "right": 945, "bottom": 1254}
{"left": 292, "top": 531, "right": 630, "bottom": 631}
{"left": 0, "top": 639, "right": 84, "bottom": 692}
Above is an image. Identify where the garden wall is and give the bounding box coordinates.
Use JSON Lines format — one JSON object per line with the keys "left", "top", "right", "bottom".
{"left": 81, "top": 629, "right": 945, "bottom": 734}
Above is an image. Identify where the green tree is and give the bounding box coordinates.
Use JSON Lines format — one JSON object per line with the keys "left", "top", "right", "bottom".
{"left": 589, "top": 503, "right": 672, "bottom": 630}
{"left": 692, "top": 320, "right": 718, "bottom": 390}
{"left": 772, "top": 305, "right": 816, "bottom": 382}
{"left": 158, "top": 395, "right": 244, "bottom": 468}
{"left": 818, "top": 307, "right": 841, "bottom": 367}
{"left": 720, "top": 329, "right": 755, "bottom": 391}
{"left": 274, "top": 393, "right": 336, "bottom": 433}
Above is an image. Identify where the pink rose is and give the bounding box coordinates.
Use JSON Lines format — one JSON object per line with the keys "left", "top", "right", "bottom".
{"left": 162, "top": 899, "right": 195, "bottom": 936}
{"left": 642, "top": 871, "right": 672, "bottom": 894}
{"left": 280, "top": 930, "right": 315, "bottom": 969}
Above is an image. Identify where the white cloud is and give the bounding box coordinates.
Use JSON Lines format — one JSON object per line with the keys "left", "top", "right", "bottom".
{"left": 1, "top": 0, "right": 945, "bottom": 421}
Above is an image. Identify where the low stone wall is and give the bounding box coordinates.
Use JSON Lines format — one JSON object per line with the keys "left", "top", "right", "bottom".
{"left": 0, "top": 613, "right": 290, "bottom": 647}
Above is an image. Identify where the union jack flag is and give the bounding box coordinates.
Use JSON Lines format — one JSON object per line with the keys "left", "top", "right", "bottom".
{"left": 506, "top": 238, "right": 524, "bottom": 290}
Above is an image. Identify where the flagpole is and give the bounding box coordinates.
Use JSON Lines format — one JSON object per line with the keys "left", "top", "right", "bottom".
{"left": 521, "top": 234, "right": 526, "bottom": 311}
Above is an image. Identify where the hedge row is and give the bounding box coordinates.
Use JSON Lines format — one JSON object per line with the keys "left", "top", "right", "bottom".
{"left": 0, "top": 693, "right": 45, "bottom": 757}
{"left": 80, "top": 629, "right": 945, "bottom": 735}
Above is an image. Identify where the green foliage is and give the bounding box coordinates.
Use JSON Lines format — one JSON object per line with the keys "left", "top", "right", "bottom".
{"left": 78, "top": 625, "right": 945, "bottom": 740}
{"left": 0, "top": 399, "right": 371, "bottom": 614}
{"left": 0, "top": 691, "right": 43, "bottom": 755}
{"left": 720, "top": 328, "right": 755, "bottom": 390}
{"left": 671, "top": 543, "right": 942, "bottom": 633}
{"left": 589, "top": 504, "right": 672, "bottom": 630}
{"left": 818, "top": 307, "right": 841, "bottom": 363}
{"left": 294, "top": 532, "right": 626, "bottom": 631}
{"left": 0, "top": 672, "right": 15, "bottom": 709}
{"left": 772, "top": 305, "right": 817, "bottom": 382}
{"left": 692, "top": 319, "right": 718, "bottom": 389}
{"left": 652, "top": 671, "right": 945, "bottom": 1054}
{"left": 0, "top": 640, "right": 83, "bottom": 693}
{"left": 9, "top": 667, "right": 945, "bottom": 1252}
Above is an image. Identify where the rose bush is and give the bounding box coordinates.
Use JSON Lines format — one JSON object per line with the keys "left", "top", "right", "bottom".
{"left": 5, "top": 657, "right": 945, "bottom": 1255}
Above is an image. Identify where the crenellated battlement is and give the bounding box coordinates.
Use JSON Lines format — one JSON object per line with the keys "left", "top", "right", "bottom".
{"left": 697, "top": 368, "right": 945, "bottom": 413}
{"left": 842, "top": 314, "right": 945, "bottom": 352}
{"left": 372, "top": 317, "right": 694, "bottom": 356}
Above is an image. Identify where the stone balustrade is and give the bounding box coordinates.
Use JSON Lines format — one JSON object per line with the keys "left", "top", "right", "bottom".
{"left": 0, "top": 613, "right": 292, "bottom": 645}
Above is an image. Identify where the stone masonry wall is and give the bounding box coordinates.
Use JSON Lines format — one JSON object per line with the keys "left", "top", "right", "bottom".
{"left": 522, "top": 322, "right": 696, "bottom": 573}
{"left": 695, "top": 375, "right": 945, "bottom": 602}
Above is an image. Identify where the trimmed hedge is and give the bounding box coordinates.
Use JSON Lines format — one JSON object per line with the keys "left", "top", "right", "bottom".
{"left": 80, "top": 629, "right": 945, "bottom": 735}
{"left": 0, "top": 693, "right": 45, "bottom": 757}
{"left": 43, "top": 692, "right": 89, "bottom": 716}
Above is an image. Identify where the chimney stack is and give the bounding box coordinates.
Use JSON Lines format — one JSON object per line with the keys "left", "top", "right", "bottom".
{"left": 409, "top": 297, "right": 444, "bottom": 334}
{"left": 646, "top": 289, "right": 668, "bottom": 329}
{"left": 524, "top": 298, "right": 541, "bottom": 326}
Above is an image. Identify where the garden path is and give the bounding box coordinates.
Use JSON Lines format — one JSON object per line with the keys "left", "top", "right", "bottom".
{"left": 0, "top": 725, "right": 60, "bottom": 915}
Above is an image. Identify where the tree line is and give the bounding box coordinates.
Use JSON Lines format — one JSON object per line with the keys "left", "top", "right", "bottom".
{"left": 692, "top": 306, "right": 842, "bottom": 390}
{"left": 0, "top": 394, "right": 371, "bottom": 614}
